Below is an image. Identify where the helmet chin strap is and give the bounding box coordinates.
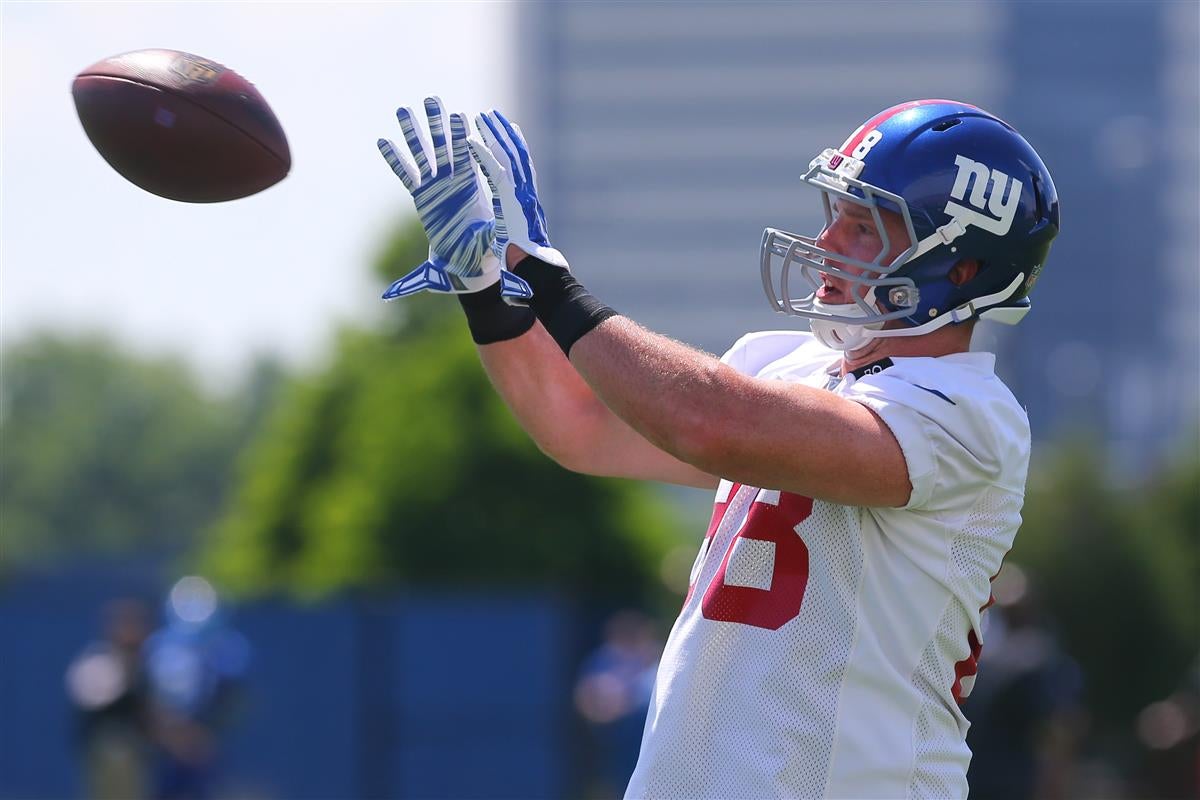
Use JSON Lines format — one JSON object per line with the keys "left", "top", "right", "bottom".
{"left": 809, "top": 289, "right": 885, "bottom": 351}
{"left": 810, "top": 273, "right": 1029, "bottom": 350}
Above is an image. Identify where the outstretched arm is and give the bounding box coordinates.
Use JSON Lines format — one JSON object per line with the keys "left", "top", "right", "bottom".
{"left": 473, "top": 317, "right": 719, "bottom": 489}
{"left": 493, "top": 246, "right": 905, "bottom": 506}
{"left": 566, "top": 313, "right": 909, "bottom": 507}
{"left": 429, "top": 108, "right": 715, "bottom": 489}
{"left": 469, "top": 111, "right": 910, "bottom": 508}
{"left": 374, "top": 100, "right": 711, "bottom": 486}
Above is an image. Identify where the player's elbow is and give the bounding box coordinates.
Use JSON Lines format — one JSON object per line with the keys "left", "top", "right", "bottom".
{"left": 660, "top": 387, "right": 730, "bottom": 472}
{"left": 530, "top": 433, "right": 590, "bottom": 474}
{"left": 670, "top": 421, "right": 740, "bottom": 479}
{"left": 528, "top": 410, "right": 613, "bottom": 476}
{"left": 541, "top": 442, "right": 595, "bottom": 475}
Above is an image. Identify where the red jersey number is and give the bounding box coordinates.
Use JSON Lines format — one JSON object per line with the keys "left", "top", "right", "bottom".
{"left": 699, "top": 490, "right": 814, "bottom": 631}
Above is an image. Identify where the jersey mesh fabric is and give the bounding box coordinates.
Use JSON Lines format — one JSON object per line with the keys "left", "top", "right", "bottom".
{"left": 624, "top": 332, "right": 1030, "bottom": 800}
{"left": 907, "top": 486, "right": 1023, "bottom": 799}
{"left": 628, "top": 488, "right": 862, "bottom": 799}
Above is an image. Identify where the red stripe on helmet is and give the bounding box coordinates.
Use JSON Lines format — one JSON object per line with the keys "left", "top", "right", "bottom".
{"left": 840, "top": 99, "right": 979, "bottom": 156}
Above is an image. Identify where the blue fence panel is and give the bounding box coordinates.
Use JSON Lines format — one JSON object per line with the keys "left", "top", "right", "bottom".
{"left": 0, "top": 572, "right": 575, "bottom": 800}
{"left": 218, "top": 599, "right": 361, "bottom": 799}
{"left": 390, "top": 593, "right": 570, "bottom": 799}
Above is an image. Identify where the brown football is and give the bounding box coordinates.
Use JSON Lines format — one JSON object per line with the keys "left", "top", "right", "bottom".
{"left": 72, "top": 49, "right": 291, "bottom": 202}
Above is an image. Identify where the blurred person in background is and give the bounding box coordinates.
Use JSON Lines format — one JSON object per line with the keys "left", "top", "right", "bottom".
{"left": 574, "top": 611, "right": 663, "bottom": 798}
{"left": 1134, "top": 655, "right": 1200, "bottom": 800}
{"left": 65, "top": 598, "right": 155, "bottom": 800}
{"left": 375, "top": 97, "right": 1058, "bottom": 799}
{"left": 144, "top": 576, "right": 250, "bottom": 800}
{"left": 962, "top": 564, "right": 1083, "bottom": 800}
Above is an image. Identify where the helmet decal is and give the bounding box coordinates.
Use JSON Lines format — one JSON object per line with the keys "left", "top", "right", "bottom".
{"left": 946, "top": 155, "right": 1024, "bottom": 236}
{"left": 848, "top": 130, "right": 883, "bottom": 160}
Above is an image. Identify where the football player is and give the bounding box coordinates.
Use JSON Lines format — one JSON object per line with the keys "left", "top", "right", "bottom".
{"left": 377, "top": 97, "right": 1060, "bottom": 799}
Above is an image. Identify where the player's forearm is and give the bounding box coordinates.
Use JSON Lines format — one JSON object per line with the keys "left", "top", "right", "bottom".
{"left": 454, "top": 282, "right": 600, "bottom": 467}
{"left": 478, "top": 329, "right": 718, "bottom": 488}
{"left": 474, "top": 323, "right": 610, "bottom": 470}
{"left": 455, "top": 277, "right": 714, "bottom": 485}
{"left": 506, "top": 255, "right": 733, "bottom": 469}
{"left": 568, "top": 316, "right": 737, "bottom": 468}
{"left": 569, "top": 317, "right": 909, "bottom": 505}
{"left": 569, "top": 316, "right": 838, "bottom": 483}
{"left": 508, "top": 255, "right": 887, "bottom": 494}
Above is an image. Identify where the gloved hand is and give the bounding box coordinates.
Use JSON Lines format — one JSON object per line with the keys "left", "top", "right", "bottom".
{"left": 377, "top": 97, "right": 532, "bottom": 301}
{"left": 467, "top": 109, "right": 569, "bottom": 270}
{"left": 468, "top": 110, "right": 617, "bottom": 356}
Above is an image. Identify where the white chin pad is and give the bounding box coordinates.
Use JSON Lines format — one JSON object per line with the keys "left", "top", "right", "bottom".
{"left": 809, "top": 294, "right": 883, "bottom": 351}
{"left": 811, "top": 319, "right": 874, "bottom": 351}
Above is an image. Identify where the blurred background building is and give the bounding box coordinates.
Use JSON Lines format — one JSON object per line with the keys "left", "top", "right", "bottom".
{"left": 515, "top": 0, "right": 1199, "bottom": 473}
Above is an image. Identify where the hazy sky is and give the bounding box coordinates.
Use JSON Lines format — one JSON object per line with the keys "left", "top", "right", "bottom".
{"left": 1, "top": 1, "right": 514, "bottom": 383}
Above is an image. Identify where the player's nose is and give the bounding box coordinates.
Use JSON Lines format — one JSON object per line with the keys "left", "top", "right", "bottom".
{"left": 815, "top": 217, "right": 848, "bottom": 252}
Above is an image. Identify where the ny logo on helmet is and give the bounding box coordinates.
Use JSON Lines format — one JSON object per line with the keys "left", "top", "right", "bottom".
{"left": 945, "top": 155, "right": 1023, "bottom": 237}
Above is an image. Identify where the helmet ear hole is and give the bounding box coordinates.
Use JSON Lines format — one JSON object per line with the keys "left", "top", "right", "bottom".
{"left": 948, "top": 259, "right": 980, "bottom": 287}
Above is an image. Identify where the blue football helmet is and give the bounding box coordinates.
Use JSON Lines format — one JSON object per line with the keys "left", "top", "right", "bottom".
{"left": 760, "top": 99, "right": 1060, "bottom": 350}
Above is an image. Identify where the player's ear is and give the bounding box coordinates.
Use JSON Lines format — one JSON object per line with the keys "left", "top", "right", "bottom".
{"left": 949, "top": 259, "right": 980, "bottom": 286}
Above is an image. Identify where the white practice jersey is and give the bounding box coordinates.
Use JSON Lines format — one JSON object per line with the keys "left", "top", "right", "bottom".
{"left": 626, "top": 331, "right": 1030, "bottom": 800}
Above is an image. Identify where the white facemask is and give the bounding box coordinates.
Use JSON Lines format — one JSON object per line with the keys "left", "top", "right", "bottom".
{"left": 808, "top": 289, "right": 885, "bottom": 352}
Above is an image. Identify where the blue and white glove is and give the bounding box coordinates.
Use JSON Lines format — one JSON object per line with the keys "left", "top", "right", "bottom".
{"left": 467, "top": 110, "right": 569, "bottom": 270}
{"left": 377, "top": 97, "right": 532, "bottom": 301}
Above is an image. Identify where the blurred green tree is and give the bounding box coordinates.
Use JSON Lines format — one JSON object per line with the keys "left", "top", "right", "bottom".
{"left": 1011, "top": 441, "right": 1200, "bottom": 733}
{"left": 0, "top": 335, "right": 276, "bottom": 568}
{"left": 201, "top": 220, "right": 680, "bottom": 605}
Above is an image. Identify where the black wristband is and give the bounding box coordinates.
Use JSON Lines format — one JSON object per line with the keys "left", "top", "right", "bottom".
{"left": 512, "top": 256, "right": 618, "bottom": 355}
{"left": 456, "top": 281, "right": 537, "bottom": 345}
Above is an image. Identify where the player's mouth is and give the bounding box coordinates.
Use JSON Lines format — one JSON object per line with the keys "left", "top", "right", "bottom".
{"left": 817, "top": 273, "right": 849, "bottom": 303}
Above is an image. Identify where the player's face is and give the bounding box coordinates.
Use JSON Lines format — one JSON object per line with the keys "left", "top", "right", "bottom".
{"left": 814, "top": 200, "right": 912, "bottom": 304}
